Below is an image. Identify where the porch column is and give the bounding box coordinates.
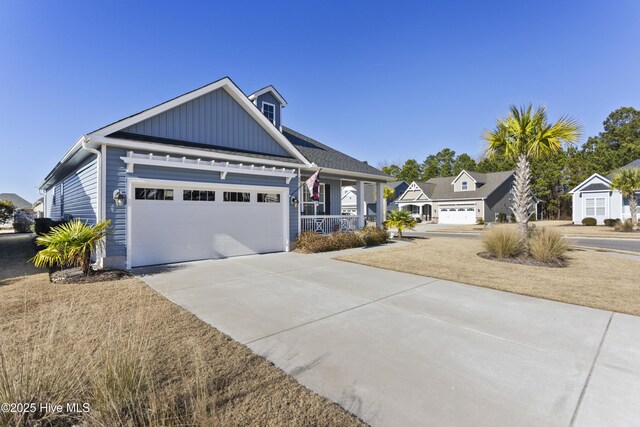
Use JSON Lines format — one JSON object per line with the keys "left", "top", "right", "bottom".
{"left": 376, "top": 182, "right": 385, "bottom": 227}
{"left": 356, "top": 180, "right": 365, "bottom": 228}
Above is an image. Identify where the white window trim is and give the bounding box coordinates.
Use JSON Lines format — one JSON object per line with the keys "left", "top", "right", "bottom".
{"left": 584, "top": 196, "right": 607, "bottom": 218}
{"left": 461, "top": 181, "right": 468, "bottom": 190}
{"left": 262, "top": 101, "right": 276, "bottom": 125}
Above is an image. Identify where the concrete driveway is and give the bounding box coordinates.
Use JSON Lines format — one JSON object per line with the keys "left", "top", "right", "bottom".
{"left": 136, "top": 252, "right": 639, "bottom": 427}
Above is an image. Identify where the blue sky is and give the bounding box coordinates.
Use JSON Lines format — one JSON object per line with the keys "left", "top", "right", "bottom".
{"left": 1, "top": 1, "right": 639, "bottom": 201}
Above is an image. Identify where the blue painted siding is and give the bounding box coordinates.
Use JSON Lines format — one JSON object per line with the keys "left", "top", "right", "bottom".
{"left": 45, "top": 187, "right": 55, "bottom": 218}
{"left": 49, "top": 185, "right": 62, "bottom": 219}
{"left": 256, "top": 92, "right": 282, "bottom": 128}
{"left": 121, "top": 88, "right": 290, "bottom": 157}
{"left": 105, "top": 147, "right": 299, "bottom": 260}
{"left": 61, "top": 157, "right": 98, "bottom": 223}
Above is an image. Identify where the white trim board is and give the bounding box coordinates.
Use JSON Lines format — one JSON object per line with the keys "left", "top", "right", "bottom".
{"left": 248, "top": 85, "right": 287, "bottom": 107}
{"left": 121, "top": 151, "right": 297, "bottom": 184}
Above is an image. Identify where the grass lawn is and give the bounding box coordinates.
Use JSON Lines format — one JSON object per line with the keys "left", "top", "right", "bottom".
{"left": 0, "top": 272, "right": 364, "bottom": 426}
{"left": 337, "top": 236, "right": 640, "bottom": 316}
{"left": 420, "top": 220, "right": 640, "bottom": 238}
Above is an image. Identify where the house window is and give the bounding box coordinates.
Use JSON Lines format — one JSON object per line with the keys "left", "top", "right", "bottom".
{"left": 183, "top": 190, "right": 215, "bottom": 201}
{"left": 223, "top": 191, "right": 250, "bottom": 202}
{"left": 257, "top": 193, "right": 281, "bottom": 203}
{"left": 135, "top": 188, "right": 174, "bottom": 200}
{"left": 301, "top": 183, "right": 325, "bottom": 215}
{"left": 262, "top": 102, "right": 275, "bottom": 124}
{"left": 585, "top": 197, "right": 605, "bottom": 216}
{"left": 461, "top": 181, "right": 468, "bottom": 190}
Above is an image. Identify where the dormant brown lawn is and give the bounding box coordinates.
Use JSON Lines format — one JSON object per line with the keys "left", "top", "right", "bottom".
{"left": 0, "top": 273, "right": 364, "bottom": 426}
{"left": 337, "top": 237, "right": 640, "bottom": 316}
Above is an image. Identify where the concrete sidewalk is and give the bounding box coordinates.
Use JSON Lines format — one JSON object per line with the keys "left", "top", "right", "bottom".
{"left": 136, "top": 251, "right": 639, "bottom": 427}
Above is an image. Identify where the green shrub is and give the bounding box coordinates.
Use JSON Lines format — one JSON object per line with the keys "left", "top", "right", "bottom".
{"left": 604, "top": 218, "right": 617, "bottom": 227}
{"left": 581, "top": 217, "right": 597, "bottom": 226}
{"left": 528, "top": 213, "right": 537, "bottom": 221}
{"left": 496, "top": 212, "right": 508, "bottom": 223}
{"left": 482, "top": 226, "right": 524, "bottom": 259}
{"left": 528, "top": 228, "right": 568, "bottom": 263}
{"left": 614, "top": 218, "right": 635, "bottom": 232}
{"left": 32, "top": 219, "right": 110, "bottom": 275}
{"left": 12, "top": 210, "right": 35, "bottom": 233}
{"left": 476, "top": 217, "right": 485, "bottom": 225}
{"left": 356, "top": 226, "right": 389, "bottom": 246}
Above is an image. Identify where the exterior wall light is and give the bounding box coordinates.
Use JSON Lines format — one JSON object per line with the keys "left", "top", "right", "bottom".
{"left": 113, "top": 189, "right": 126, "bottom": 207}
{"left": 290, "top": 196, "right": 299, "bottom": 207}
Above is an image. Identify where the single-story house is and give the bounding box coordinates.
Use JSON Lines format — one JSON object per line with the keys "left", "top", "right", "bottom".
{"left": 32, "top": 197, "right": 44, "bottom": 218}
{"left": 39, "top": 77, "right": 393, "bottom": 269}
{"left": 0, "top": 193, "right": 32, "bottom": 210}
{"left": 396, "top": 170, "right": 523, "bottom": 224}
{"left": 569, "top": 159, "right": 640, "bottom": 225}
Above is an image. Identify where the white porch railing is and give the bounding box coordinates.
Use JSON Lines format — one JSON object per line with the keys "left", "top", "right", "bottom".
{"left": 301, "top": 215, "right": 359, "bottom": 234}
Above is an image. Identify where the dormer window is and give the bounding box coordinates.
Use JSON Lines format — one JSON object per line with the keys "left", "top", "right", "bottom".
{"left": 462, "top": 181, "right": 468, "bottom": 190}
{"left": 262, "top": 102, "right": 275, "bottom": 125}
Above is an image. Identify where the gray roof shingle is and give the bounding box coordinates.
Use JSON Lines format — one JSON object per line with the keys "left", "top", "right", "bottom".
{"left": 283, "top": 127, "right": 390, "bottom": 178}
{"left": 404, "top": 170, "right": 514, "bottom": 201}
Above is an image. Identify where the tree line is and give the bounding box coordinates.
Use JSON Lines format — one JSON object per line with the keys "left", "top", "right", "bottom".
{"left": 380, "top": 107, "right": 640, "bottom": 220}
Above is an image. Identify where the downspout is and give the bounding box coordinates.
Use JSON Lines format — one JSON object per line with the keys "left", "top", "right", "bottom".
{"left": 80, "top": 135, "right": 104, "bottom": 267}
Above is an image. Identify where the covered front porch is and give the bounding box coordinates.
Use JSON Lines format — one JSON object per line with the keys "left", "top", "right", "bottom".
{"left": 397, "top": 202, "right": 433, "bottom": 221}
{"left": 298, "top": 173, "right": 387, "bottom": 234}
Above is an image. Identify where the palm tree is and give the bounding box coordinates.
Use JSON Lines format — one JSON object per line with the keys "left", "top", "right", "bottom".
{"left": 384, "top": 209, "right": 416, "bottom": 238}
{"left": 483, "top": 104, "right": 581, "bottom": 241}
{"left": 32, "top": 219, "right": 110, "bottom": 275}
{"left": 611, "top": 167, "right": 640, "bottom": 227}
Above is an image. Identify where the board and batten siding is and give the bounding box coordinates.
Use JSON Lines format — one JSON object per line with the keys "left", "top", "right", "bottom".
{"left": 104, "top": 147, "right": 299, "bottom": 268}
{"left": 255, "top": 92, "right": 282, "bottom": 128}
{"left": 120, "top": 87, "right": 290, "bottom": 157}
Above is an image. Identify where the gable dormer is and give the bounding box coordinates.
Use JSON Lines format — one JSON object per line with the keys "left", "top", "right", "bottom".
{"left": 452, "top": 170, "right": 477, "bottom": 192}
{"left": 249, "top": 85, "right": 287, "bottom": 129}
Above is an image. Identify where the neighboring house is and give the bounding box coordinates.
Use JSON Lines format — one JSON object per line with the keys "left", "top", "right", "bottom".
{"left": 341, "top": 181, "right": 408, "bottom": 219}
{"left": 32, "top": 198, "right": 45, "bottom": 218}
{"left": 569, "top": 159, "right": 640, "bottom": 225}
{"left": 0, "top": 193, "right": 32, "bottom": 210}
{"left": 39, "top": 77, "right": 393, "bottom": 269}
{"left": 396, "top": 170, "right": 522, "bottom": 224}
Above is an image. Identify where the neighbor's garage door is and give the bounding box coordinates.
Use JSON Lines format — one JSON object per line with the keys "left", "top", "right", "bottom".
{"left": 130, "top": 184, "right": 286, "bottom": 267}
{"left": 438, "top": 206, "right": 476, "bottom": 224}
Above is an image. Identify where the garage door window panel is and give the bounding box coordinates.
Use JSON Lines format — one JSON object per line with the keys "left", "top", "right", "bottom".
{"left": 224, "top": 191, "right": 251, "bottom": 202}
{"left": 135, "top": 188, "right": 174, "bottom": 200}
{"left": 184, "top": 190, "right": 215, "bottom": 201}
{"left": 258, "top": 193, "right": 281, "bottom": 203}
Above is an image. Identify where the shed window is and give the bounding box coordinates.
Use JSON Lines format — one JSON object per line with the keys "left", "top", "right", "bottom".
{"left": 585, "top": 197, "right": 605, "bottom": 216}
{"left": 461, "top": 181, "right": 468, "bottom": 190}
{"left": 262, "top": 102, "right": 275, "bottom": 124}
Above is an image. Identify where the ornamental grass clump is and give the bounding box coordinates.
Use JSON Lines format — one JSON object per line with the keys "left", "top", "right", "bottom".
{"left": 356, "top": 226, "right": 389, "bottom": 246}
{"left": 528, "top": 227, "right": 568, "bottom": 263}
{"left": 481, "top": 226, "right": 524, "bottom": 259}
{"left": 614, "top": 218, "right": 635, "bottom": 232}
{"left": 31, "top": 219, "right": 110, "bottom": 276}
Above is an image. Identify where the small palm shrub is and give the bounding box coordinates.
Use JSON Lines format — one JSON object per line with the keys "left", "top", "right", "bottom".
{"left": 357, "top": 226, "right": 389, "bottom": 246}
{"left": 604, "top": 218, "right": 617, "bottom": 227}
{"left": 476, "top": 218, "right": 485, "bottom": 225}
{"left": 482, "top": 226, "right": 524, "bottom": 259}
{"left": 614, "top": 218, "right": 635, "bottom": 232}
{"left": 32, "top": 219, "right": 110, "bottom": 275}
{"left": 384, "top": 210, "right": 416, "bottom": 238}
{"left": 582, "top": 217, "right": 597, "bottom": 226}
{"left": 528, "top": 228, "right": 568, "bottom": 263}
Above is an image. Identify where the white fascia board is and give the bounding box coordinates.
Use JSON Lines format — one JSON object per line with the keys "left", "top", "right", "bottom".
{"left": 88, "top": 77, "right": 309, "bottom": 165}
{"left": 432, "top": 197, "right": 486, "bottom": 202}
{"left": 568, "top": 173, "right": 612, "bottom": 194}
{"left": 397, "top": 181, "right": 430, "bottom": 202}
{"left": 303, "top": 166, "right": 394, "bottom": 182}
{"left": 248, "top": 85, "right": 287, "bottom": 107}
{"left": 90, "top": 135, "right": 306, "bottom": 169}
{"left": 451, "top": 170, "right": 477, "bottom": 185}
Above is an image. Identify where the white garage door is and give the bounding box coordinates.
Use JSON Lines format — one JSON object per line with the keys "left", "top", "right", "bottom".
{"left": 438, "top": 206, "right": 476, "bottom": 224}
{"left": 129, "top": 183, "right": 287, "bottom": 267}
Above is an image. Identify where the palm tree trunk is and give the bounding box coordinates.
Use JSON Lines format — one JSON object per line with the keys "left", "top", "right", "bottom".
{"left": 512, "top": 154, "right": 533, "bottom": 242}
{"left": 630, "top": 193, "right": 638, "bottom": 227}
